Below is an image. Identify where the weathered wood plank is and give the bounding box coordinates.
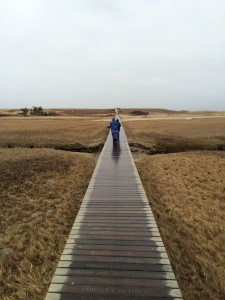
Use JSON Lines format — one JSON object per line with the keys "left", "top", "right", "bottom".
{"left": 51, "top": 276, "right": 179, "bottom": 288}
{"left": 59, "top": 255, "right": 170, "bottom": 264}
{"left": 54, "top": 268, "right": 176, "bottom": 280}
{"left": 46, "top": 293, "right": 182, "bottom": 300}
{"left": 70, "top": 229, "right": 160, "bottom": 236}
{"left": 62, "top": 248, "right": 167, "bottom": 257}
{"left": 57, "top": 261, "right": 173, "bottom": 272}
{"left": 47, "top": 284, "right": 182, "bottom": 297}
{"left": 63, "top": 243, "right": 165, "bottom": 251}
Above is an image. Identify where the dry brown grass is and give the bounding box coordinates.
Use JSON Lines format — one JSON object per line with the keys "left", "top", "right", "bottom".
{"left": 119, "top": 109, "right": 225, "bottom": 120}
{"left": 0, "top": 114, "right": 109, "bottom": 299}
{"left": 0, "top": 148, "right": 97, "bottom": 300}
{"left": 0, "top": 108, "right": 115, "bottom": 117}
{"left": 136, "top": 152, "right": 225, "bottom": 300}
{"left": 50, "top": 108, "right": 115, "bottom": 117}
{"left": 119, "top": 108, "right": 190, "bottom": 114}
{"left": 122, "top": 117, "right": 225, "bottom": 153}
{"left": 0, "top": 118, "right": 109, "bottom": 149}
{"left": 123, "top": 116, "right": 225, "bottom": 299}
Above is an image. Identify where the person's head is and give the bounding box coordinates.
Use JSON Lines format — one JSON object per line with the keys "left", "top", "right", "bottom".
{"left": 112, "top": 117, "right": 115, "bottom": 121}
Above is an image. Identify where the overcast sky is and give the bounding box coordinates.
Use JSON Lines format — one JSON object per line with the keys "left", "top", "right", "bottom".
{"left": 0, "top": 0, "right": 225, "bottom": 110}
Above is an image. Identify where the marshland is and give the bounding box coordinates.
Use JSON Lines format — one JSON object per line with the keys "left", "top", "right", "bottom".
{"left": 0, "top": 108, "right": 225, "bottom": 299}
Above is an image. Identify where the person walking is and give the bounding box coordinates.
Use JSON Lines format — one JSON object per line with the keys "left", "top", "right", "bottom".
{"left": 108, "top": 117, "right": 119, "bottom": 143}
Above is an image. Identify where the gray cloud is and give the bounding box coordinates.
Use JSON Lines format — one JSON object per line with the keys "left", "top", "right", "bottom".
{"left": 0, "top": 0, "right": 225, "bottom": 109}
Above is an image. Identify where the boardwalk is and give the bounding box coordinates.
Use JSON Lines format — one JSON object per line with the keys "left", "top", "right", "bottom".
{"left": 46, "top": 124, "right": 182, "bottom": 299}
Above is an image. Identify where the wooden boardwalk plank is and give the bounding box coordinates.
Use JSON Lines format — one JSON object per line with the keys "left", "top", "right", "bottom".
{"left": 45, "top": 121, "right": 182, "bottom": 299}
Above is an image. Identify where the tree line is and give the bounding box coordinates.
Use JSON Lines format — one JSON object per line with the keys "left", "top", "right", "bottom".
{"left": 21, "top": 106, "right": 48, "bottom": 116}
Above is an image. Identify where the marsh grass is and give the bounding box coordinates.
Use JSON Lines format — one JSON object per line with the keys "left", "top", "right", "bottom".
{"left": 0, "top": 118, "right": 109, "bottom": 149}
{"left": 0, "top": 108, "right": 115, "bottom": 117}
{"left": 1, "top": 114, "right": 225, "bottom": 299}
{"left": 123, "top": 117, "right": 225, "bottom": 153}
{"left": 136, "top": 152, "right": 225, "bottom": 299}
{"left": 0, "top": 114, "right": 110, "bottom": 299}
{"left": 0, "top": 148, "right": 96, "bottom": 299}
